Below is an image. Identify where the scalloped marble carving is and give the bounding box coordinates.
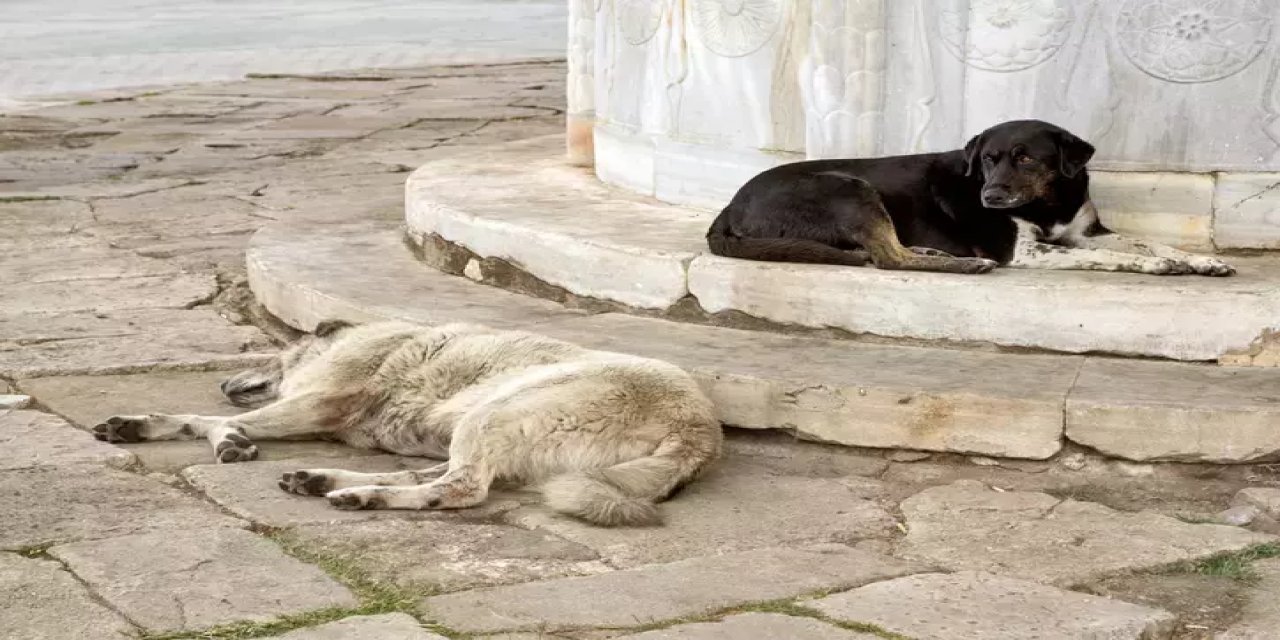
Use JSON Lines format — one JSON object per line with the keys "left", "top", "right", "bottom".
{"left": 690, "top": 0, "right": 783, "bottom": 57}
{"left": 618, "top": 0, "right": 663, "bottom": 46}
{"left": 1115, "top": 0, "right": 1272, "bottom": 83}
{"left": 939, "top": 0, "right": 1075, "bottom": 72}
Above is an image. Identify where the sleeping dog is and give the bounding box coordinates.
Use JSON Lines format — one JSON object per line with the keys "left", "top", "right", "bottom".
{"left": 707, "top": 119, "right": 1234, "bottom": 276}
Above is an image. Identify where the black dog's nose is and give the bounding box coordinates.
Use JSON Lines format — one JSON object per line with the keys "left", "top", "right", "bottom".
{"left": 982, "top": 187, "right": 1014, "bottom": 208}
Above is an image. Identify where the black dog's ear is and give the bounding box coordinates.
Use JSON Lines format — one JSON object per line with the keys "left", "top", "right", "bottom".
{"left": 1055, "top": 130, "right": 1095, "bottom": 178}
{"left": 313, "top": 319, "right": 354, "bottom": 337}
{"left": 963, "top": 133, "right": 985, "bottom": 177}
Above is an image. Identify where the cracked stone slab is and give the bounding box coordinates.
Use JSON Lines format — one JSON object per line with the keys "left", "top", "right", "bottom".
{"left": 893, "top": 481, "right": 1276, "bottom": 587}
{"left": 286, "top": 519, "right": 609, "bottom": 593}
{"left": 2, "top": 273, "right": 217, "bottom": 315}
{"left": 0, "top": 553, "right": 135, "bottom": 640}
{"left": 404, "top": 136, "right": 708, "bottom": 309}
{"left": 0, "top": 409, "right": 136, "bottom": 470}
{"left": 247, "top": 220, "right": 578, "bottom": 332}
{"left": 507, "top": 457, "right": 897, "bottom": 568}
{"left": 0, "top": 465, "right": 243, "bottom": 550}
{"left": 267, "top": 613, "right": 447, "bottom": 639}
{"left": 1235, "top": 488, "right": 1280, "bottom": 520}
{"left": 0, "top": 308, "right": 275, "bottom": 377}
{"left": 0, "top": 246, "right": 183, "bottom": 284}
{"left": 18, "top": 370, "right": 379, "bottom": 473}
{"left": 616, "top": 612, "right": 879, "bottom": 639}
{"left": 810, "top": 572, "right": 1176, "bottom": 640}
{"left": 183, "top": 456, "right": 533, "bottom": 528}
{"left": 1, "top": 176, "right": 195, "bottom": 199}
{"left": 49, "top": 527, "right": 356, "bottom": 634}
{"left": 1219, "top": 559, "right": 1280, "bottom": 639}
{"left": 1066, "top": 358, "right": 1280, "bottom": 463}
{"left": 419, "top": 545, "right": 926, "bottom": 634}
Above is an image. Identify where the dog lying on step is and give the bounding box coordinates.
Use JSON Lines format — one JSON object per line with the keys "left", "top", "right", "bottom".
{"left": 708, "top": 119, "right": 1235, "bottom": 276}
{"left": 93, "top": 320, "right": 722, "bottom": 526}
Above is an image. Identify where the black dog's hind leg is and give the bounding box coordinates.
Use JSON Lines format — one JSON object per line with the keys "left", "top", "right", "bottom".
{"left": 831, "top": 181, "right": 995, "bottom": 275}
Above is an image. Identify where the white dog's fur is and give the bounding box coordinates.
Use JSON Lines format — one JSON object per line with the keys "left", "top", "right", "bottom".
{"left": 94, "top": 320, "right": 723, "bottom": 526}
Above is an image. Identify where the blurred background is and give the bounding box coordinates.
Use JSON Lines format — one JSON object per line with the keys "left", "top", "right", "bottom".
{"left": 0, "top": 0, "right": 566, "bottom": 106}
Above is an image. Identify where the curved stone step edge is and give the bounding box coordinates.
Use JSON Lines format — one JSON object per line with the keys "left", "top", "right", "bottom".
{"left": 246, "top": 220, "right": 1280, "bottom": 464}
{"left": 402, "top": 140, "right": 1280, "bottom": 362}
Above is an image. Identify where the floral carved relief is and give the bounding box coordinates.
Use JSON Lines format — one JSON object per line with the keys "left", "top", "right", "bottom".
{"left": 617, "top": 0, "right": 663, "bottom": 46}
{"left": 1115, "top": 0, "right": 1272, "bottom": 83}
{"left": 939, "top": 0, "right": 1075, "bottom": 72}
{"left": 689, "top": 0, "right": 783, "bottom": 57}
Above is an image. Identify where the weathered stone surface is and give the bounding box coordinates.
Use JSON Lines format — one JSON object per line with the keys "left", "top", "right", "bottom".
{"left": 720, "top": 429, "right": 889, "bottom": 478}
{"left": 18, "top": 370, "right": 378, "bottom": 472}
{"left": 893, "top": 481, "right": 1275, "bottom": 586}
{"left": 419, "top": 545, "right": 925, "bottom": 633}
{"left": 287, "top": 519, "right": 608, "bottom": 593}
{"left": 0, "top": 409, "right": 136, "bottom": 470}
{"left": 0, "top": 199, "right": 91, "bottom": 235}
{"left": 1, "top": 245, "right": 182, "bottom": 284}
{"left": 268, "top": 614, "right": 446, "bottom": 639}
{"left": 404, "top": 138, "right": 707, "bottom": 309}
{"left": 689, "top": 254, "right": 1280, "bottom": 362}
{"left": 616, "top": 613, "right": 878, "bottom": 640}
{"left": 539, "top": 314, "right": 1073, "bottom": 460}
{"left": 183, "top": 456, "right": 531, "bottom": 528}
{"left": 247, "top": 221, "right": 576, "bottom": 333}
{"left": 0, "top": 308, "right": 274, "bottom": 377}
{"left": 0, "top": 553, "right": 135, "bottom": 640}
{"left": 1066, "top": 359, "right": 1280, "bottom": 462}
{"left": 1235, "top": 488, "right": 1280, "bottom": 519}
{"left": 508, "top": 457, "right": 896, "bottom": 568}
{"left": 3, "top": 273, "right": 216, "bottom": 315}
{"left": 1090, "top": 170, "right": 1215, "bottom": 251}
{"left": 1214, "top": 172, "right": 1280, "bottom": 250}
{"left": 0, "top": 465, "right": 242, "bottom": 550}
{"left": 50, "top": 528, "right": 356, "bottom": 633}
{"left": 810, "top": 572, "right": 1176, "bottom": 640}
{"left": 1219, "top": 559, "right": 1280, "bottom": 640}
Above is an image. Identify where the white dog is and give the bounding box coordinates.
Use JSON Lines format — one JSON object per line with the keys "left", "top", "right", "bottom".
{"left": 94, "top": 320, "right": 723, "bottom": 526}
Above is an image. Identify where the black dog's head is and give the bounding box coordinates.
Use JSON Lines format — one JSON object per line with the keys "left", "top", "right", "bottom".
{"left": 963, "top": 120, "right": 1094, "bottom": 209}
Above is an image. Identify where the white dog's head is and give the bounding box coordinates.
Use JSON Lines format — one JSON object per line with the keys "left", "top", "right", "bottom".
{"left": 220, "top": 319, "right": 355, "bottom": 407}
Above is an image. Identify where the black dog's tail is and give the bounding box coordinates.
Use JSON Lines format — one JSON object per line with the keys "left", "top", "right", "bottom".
{"left": 706, "top": 210, "right": 868, "bottom": 266}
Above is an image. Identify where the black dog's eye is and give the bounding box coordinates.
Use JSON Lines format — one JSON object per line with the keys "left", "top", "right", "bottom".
{"left": 1016, "top": 155, "right": 1035, "bottom": 165}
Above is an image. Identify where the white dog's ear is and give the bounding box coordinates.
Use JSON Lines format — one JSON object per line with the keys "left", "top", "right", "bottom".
{"left": 313, "top": 319, "right": 354, "bottom": 337}
{"left": 1055, "top": 130, "right": 1095, "bottom": 178}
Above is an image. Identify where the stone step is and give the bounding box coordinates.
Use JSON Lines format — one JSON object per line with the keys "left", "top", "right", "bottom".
{"left": 245, "top": 219, "right": 1280, "bottom": 462}
{"left": 403, "top": 136, "right": 1280, "bottom": 363}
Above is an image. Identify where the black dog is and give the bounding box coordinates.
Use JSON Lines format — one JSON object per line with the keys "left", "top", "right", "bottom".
{"left": 707, "top": 119, "right": 1233, "bottom": 276}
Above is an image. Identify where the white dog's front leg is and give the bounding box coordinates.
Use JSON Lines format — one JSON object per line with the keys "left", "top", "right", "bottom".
{"left": 93, "top": 414, "right": 259, "bottom": 463}
{"left": 1006, "top": 219, "right": 1180, "bottom": 274}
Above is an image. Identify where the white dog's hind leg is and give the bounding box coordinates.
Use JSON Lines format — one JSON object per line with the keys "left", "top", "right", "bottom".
{"left": 279, "top": 463, "right": 448, "bottom": 496}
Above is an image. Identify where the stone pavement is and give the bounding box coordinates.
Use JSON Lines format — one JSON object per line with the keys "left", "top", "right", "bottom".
{"left": 2, "top": 60, "right": 1280, "bottom": 639}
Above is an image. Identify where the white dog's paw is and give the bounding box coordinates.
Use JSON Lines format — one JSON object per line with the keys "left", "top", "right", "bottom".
{"left": 1184, "top": 256, "right": 1236, "bottom": 277}
{"left": 213, "top": 432, "right": 258, "bottom": 464}
{"left": 326, "top": 487, "right": 388, "bottom": 510}
{"left": 92, "top": 415, "right": 152, "bottom": 442}
{"left": 279, "top": 470, "right": 333, "bottom": 496}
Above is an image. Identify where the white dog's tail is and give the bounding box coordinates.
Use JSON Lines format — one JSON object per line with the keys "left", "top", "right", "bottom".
{"left": 541, "top": 435, "right": 716, "bottom": 527}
